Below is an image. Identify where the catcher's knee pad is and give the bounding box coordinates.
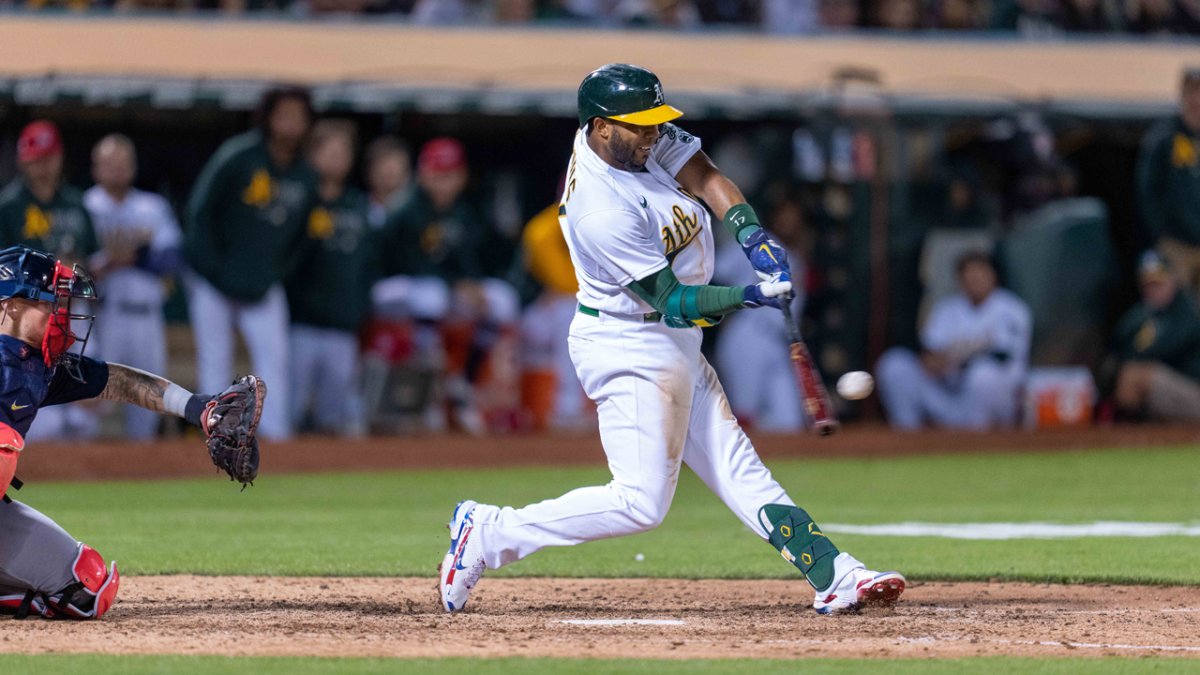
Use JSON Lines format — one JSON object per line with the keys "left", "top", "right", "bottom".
{"left": 758, "top": 504, "right": 840, "bottom": 592}
{"left": 47, "top": 544, "right": 120, "bottom": 620}
{"left": 0, "top": 422, "right": 25, "bottom": 502}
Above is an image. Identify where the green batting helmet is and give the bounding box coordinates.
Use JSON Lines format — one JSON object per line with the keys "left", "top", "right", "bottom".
{"left": 577, "top": 63, "right": 684, "bottom": 129}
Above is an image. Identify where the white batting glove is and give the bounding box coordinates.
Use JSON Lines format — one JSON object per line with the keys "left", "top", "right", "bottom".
{"left": 743, "top": 280, "right": 793, "bottom": 309}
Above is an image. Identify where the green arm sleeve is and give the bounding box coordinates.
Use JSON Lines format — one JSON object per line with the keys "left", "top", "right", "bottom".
{"left": 628, "top": 266, "right": 747, "bottom": 321}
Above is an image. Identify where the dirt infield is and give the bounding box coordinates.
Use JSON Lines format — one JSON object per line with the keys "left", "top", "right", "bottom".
{"left": 17, "top": 425, "right": 1200, "bottom": 482}
{"left": 9, "top": 429, "right": 1198, "bottom": 661}
{"left": 4, "top": 576, "right": 1200, "bottom": 659}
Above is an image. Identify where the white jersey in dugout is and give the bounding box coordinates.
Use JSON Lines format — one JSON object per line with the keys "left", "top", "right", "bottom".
{"left": 559, "top": 124, "right": 713, "bottom": 315}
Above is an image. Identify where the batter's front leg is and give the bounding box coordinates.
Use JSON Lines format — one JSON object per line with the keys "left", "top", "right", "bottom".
{"left": 680, "top": 359, "right": 792, "bottom": 536}
{"left": 472, "top": 323, "right": 697, "bottom": 569}
{"left": 681, "top": 357, "right": 905, "bottom": 613}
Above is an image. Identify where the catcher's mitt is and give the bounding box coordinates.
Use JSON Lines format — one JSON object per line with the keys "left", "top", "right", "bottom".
{"left": 202, "top": 375, "right": 266, "bottom": 488}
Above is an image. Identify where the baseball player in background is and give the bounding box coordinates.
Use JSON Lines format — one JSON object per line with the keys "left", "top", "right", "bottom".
{"left": 440, "top": 64, "right": 905, "bottom": 615}
{"left": 876, "top": 251, "right": 1032, "bottom": 430}
{"left": 184, "top": 85, "right": 319, "bottom": 440}
{"left": 373, "top": 138, "right": 521, "bottom": 434}
{"left": 84, "top": 134, "right": 184, "bottom": 440}
{"left": 286, "top": 120, "right": 377, "bottom": 436}
{"left": 0, "top": 245, "right": 263, "bottom": 620}
{"left": 0, "top": 121, "right": 103, "bottom": 441}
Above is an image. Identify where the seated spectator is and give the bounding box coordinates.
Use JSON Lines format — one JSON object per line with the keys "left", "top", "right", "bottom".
{"left": 816, "top": 0, "right": 861, "bottom": 28}
{"left": 1060, "top": 0, "right": 1122, "bottom": 31}
{"left": 876, "top": 251, "right": 1032, "bottom": 430}
{"left": 868, "top": 0, "right": 922, "bottom": 29}
{"left": 364, "top": 136, "right": 412, "bottom": 230}
{"left": 287, "top": 119, "right": 376, "bottom": 436}
{"left": 936, "top": 0, "right": 990, "bottom": 29}
{"left": 762, "top": 0, "right": 820, "bottom": 32}
{"left": 1124, "top": 0, "right": 1179, "bottom": 33}
{"left": 374, "top": 137, "right": 520, "bottom": 434}
{"left": 1106, "top": 253, "right": 1200, "bottom": 423}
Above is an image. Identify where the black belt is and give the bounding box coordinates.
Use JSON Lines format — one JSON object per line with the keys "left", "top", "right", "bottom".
{"left": 578, "top": 304, "right": 662, "bottom": 323}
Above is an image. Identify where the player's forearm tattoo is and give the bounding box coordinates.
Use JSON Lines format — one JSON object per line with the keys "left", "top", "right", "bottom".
{"left": 99, "top": 364, "right": 171, "bottom": 413}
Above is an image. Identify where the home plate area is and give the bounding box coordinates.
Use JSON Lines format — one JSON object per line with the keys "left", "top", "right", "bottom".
{"left": 3, "top": 576, "right": 1199, "bottom": 660}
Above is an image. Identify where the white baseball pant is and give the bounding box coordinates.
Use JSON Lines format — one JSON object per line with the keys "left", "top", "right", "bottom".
{"left": 473, "top": 311, "right": 793, "bottom": 569}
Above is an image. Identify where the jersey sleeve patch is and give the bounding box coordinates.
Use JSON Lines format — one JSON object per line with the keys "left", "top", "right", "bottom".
{"left": 652, "top": 124, "right": 702, "bottom": 178}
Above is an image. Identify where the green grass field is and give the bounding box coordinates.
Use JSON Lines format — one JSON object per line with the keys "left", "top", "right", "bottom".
{"left": 18, "top": 445, "right": 1200, "bottom": 584}
{"left": 5, "top": 445, "right": 1199, "bottom": 673}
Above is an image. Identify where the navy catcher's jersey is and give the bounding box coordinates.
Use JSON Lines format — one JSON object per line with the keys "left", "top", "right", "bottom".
{"left": 0, "top": 335, "right": 108, "bottom": 437}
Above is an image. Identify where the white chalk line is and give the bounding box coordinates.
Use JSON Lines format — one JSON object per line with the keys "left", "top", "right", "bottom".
{"left": 928, "top": 606, "right": 1200, "bottom": 615}
{"left": 823, "top": 521, "right": 1200, "bottom": 540}
{"left": 559, "top": 619, "right": 686, "bottom": 626}
{"left": 902, "top": 635, "right": 1200, "bottom": 653}
{"left": 1007, "top": 639, "right": 1200, "bottom": 653}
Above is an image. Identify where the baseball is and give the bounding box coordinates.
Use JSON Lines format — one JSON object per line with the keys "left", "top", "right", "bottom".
{"left": 836, "top": 371, "right": 875, "bottom": 400}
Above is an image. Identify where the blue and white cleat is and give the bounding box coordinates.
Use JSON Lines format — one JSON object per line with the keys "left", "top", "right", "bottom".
{"left": 439, "top": 500, "right": 487, "bottom": 613}
{"left": 813, "top": 554, "right": 905, "bottom": 614}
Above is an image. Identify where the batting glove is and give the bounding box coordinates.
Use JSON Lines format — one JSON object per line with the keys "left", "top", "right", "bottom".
{"left": 742, "top": 229, "right": 791, "bottom": 283}
{"left": 743, "top": 280, "right": 793, "bottom": 310}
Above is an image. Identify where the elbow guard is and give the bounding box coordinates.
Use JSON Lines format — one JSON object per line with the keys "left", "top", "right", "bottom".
{"left": 662, "top": 286, "right": 722, "bottom": 329}
{"left": 0, "top": 423, "right": 24, "bottom": 502}
{"left": 665, "top": 285, "right": 703, "bottom": 322}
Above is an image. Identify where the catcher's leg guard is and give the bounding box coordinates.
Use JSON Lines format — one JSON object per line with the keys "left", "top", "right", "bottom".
{"left": 758, "top": 504, "right": 841, "bottom": 592}
{"left": 45, "top": 544, "right": 120, "bottom": 620}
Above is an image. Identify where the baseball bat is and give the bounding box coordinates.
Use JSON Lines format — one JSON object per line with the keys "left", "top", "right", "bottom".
{"left": 779, "top": 296, "right": 840, "bottom": 436}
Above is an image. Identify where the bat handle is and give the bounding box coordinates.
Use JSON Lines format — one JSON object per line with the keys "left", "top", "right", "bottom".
{"left": 778, "top": 292, "right": 801, "bottom": 342}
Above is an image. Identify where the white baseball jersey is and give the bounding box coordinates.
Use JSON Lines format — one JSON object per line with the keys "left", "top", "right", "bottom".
{"left": 83, "top": 187, "right": 182, "bottom": 307}
{"left": 921, "top": 288, "right": 1032, "bottom": 374}
{"left": 560, "top": 123, "right": 710, "bottom": 314}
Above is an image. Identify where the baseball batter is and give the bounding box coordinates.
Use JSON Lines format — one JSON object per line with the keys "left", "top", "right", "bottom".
{"left": 440, "top": 64, "right": 905, "bottom": 615}
{"left": 0, "top": 245, "right": 264, "bottom": 620}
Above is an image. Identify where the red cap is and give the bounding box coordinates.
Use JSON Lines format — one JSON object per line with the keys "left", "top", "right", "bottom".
{"left": 418, "top": 137, "right": 467, "bottom": 174}
{"left": 18, "top": 120, "right": 63, "bottom": 163}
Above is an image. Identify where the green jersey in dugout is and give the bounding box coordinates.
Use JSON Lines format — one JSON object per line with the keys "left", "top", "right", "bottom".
{"left": 1116, "top": 289, "right": 1200, "bottom": 383}
{"left": 185, "top": 130, "right": 318, "bottom": 302}
{"left": 0, "top": 179, "right": 98, "bottom": 262}
{"left": 286, "top": 187, "right": 379, "bottom": 334}
{"left": 1137, "top": 117, "right": 1200, "bottom": 246}
{"left": 380, "top": 188, "right": 486, "bottom": 282}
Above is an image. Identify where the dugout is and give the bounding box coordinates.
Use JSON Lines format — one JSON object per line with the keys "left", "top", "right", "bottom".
{"left": 0, "top": 17, "right": 1189, "bottom": 415}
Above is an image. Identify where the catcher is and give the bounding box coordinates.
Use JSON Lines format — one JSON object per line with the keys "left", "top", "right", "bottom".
{"left": 0, "top": 245, "right": 264, "bottom": 620}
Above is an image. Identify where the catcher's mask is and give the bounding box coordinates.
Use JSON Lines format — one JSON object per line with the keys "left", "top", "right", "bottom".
{"left": 0, "top": 245, "right": 97, "bottom": 380}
